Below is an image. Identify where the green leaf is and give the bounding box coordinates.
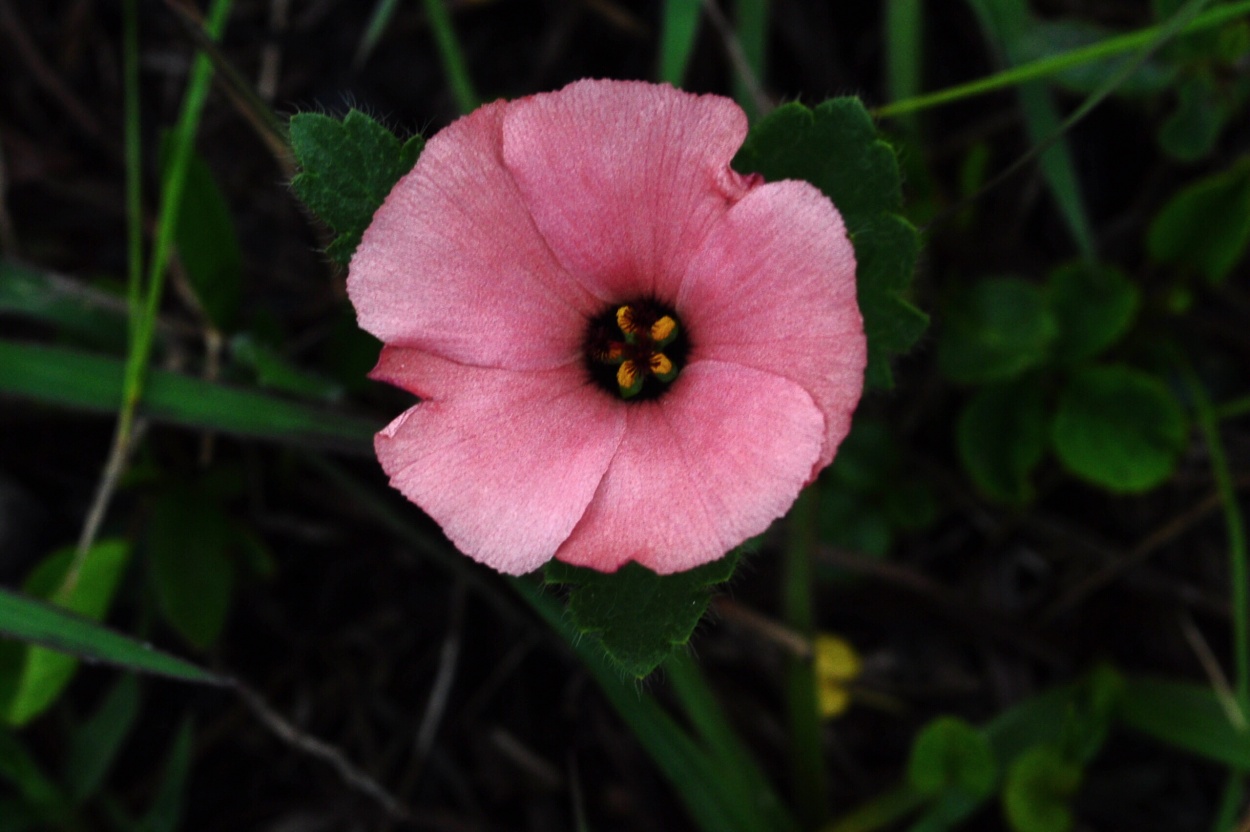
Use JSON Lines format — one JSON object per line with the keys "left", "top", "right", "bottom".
{"left": 146, "top": 484, "right": 235, "bottom": 649}
{"left": 1045, "top": 261, "right": 1139, "bottom": 365}
{"left": 0, "top": 262, "right": 129, "bottom": 351}
{"left": 544, "top": 553, "right": 740, "bottom": 678}
{"left": 1147, "top": 158, "right": 1250, "bottom": 284}
{"left": 1158, "top": 73, "right": 1227, "bottom": 163}
{"left": 1051, "top": 365, "right": 1188, "bottom": 492}
{"left": 908, "top": 716, "right": 997, "bottom": 798}
{"left": 957, "top": 378, "right": 1047, "bottom": 504}
{"left": 827, "top": 420, "right": 901, "bottom": 494}
{"left": 0, "top": 728, "right": 69, "bottom": 819}
{"left": 1117, "top": 677, "right": 1250, "bottom": 769}
{"left": 230, "top": 333, "right": 343, "bottom": 401}
{"left": 938, "top": 277, "right": 1057, "bottom": 384}
{"left": 140, "top": 719, "right": 195, "bottom": 832}
{"left": 64, "top": 673, "right": 141, "bottom": 802}
{"left": 0, "top": 586, "right": 225, "bottom": 685}
{"left": 290, "top": 110, "right": 424, "bottom": 265}
{"left": 819, "top": 488, "right": 894, "bottom": 558}
{"left": 0, "top": 540, "right": 131, "bottom": 726}
{"left": 1058, "top": 664, "right": 1123, "bottom": 764}
{"left": 1003, "top": 746, "right": 1080, "bottom": 832}
{"left": 0, "top": 341, "right": 374, "bottom": 452}
{"left": 161, "top": 139, "right": 243, "bottom": 331}
{"left": 733, "top": 98, "right": 926, "bottom": 388}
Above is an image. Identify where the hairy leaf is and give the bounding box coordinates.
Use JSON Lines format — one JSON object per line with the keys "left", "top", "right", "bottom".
{"left": 290, "top": 110, "right": 424, "bottom": 265}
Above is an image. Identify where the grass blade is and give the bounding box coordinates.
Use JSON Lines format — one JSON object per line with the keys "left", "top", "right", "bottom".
{"left": 885, "top": 0, "right": 923, "bottom": 134}
{"left": 1118, "top": 677, "right": 1249, "bottom": 770}
{"left": 875, "top": 1, "right": 1250, "bottom": 119}
{"left": 963, "top": 0, "right": 1094, "bottom": 258}
{"left": 658, "top": 0, "right": 701, "bottom": 85}
{"left": 421, "top": 0, "right": 478, "bottom": 114}
{"left": 733, "top": 0, "right": 768, "bottom": 120}
{"left": 0, "top": 341, "right": 375, "bottom": 451}
{"left": 0, "top": 587, "right": 225, "bottom": 685}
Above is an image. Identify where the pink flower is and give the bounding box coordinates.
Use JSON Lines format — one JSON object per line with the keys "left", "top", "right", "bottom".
{"left": 348, "top": 79, "right": 866, "bottom": 576}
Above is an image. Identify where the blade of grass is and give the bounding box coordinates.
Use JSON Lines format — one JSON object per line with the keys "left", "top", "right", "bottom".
{"left": 1118, "top": 677, "right": 1249, "bottom": 770}
{"left": 421, "top": 0, "right": 478, "bottom": 114}
{"left": 874, "top": 0, "right": 1250, "bottom": 119}
{"left": 0, "top": 587, "right": 226, "bottom": 685}
{"left": 885, "top": 0, "right": 923, "bottom": 134}
{"left": 518, "top": 578, "right": 774, "bottom": 832}
{"left": 355, "top": 0, "right": 404, "bottom": 68}
{"left": 1180, "top": 370, "right": 1248, "bottom": 713}
{"left": 0, "top": 341, "right": 375, "bottom": 451}
{"left": 658, "top": 0, "right": 701, "bottom": 85}
{"left": 962, "top": 0, "right": 1094, "bottom": 258}
{"left": 1179, "top": 365, "right": 1250, "bottom": 832}
{"left": 784, "top": 486, "right": 828, "bottom": 826}
{"left": 71, "top": 0, "right": 234, "bottom": 591}
{"left": 123, "top": 0, "right": 142, "bottom": 325}
{"left": 733, "top": 0, "right": 768, "bottom": 120}
{"left": 664, "top": 651, "right": 800, "bottom": 832}
{"left": 157, "top": 0, "right": 290, "bottom": 166}
{"left": 916, "top": 0, "right": 1219, "bottom": 237}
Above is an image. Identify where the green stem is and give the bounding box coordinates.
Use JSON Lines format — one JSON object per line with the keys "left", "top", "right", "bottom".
{"left": 122, "top": 0, "right": 143, "bottom": 333}
{"left": 1182, "top": 368, "right": 1249, "bottom": 832}
{"left": 784, "top": 485, "right": 827, "bottom": 826}
{"left": 421, "top": 0, "right": 478, "bottom": 115}
{"left": 67, "top": 0, "right": 233, "bottom": 588}
{"left": 1215, "top": 394, "right": 1250, "bottom": 422}
{"left": 874, "top": 0, "right": 1250, "bottom": 119}
{"left": 1182, "top": 370, "right": 1248, "bottom": 712}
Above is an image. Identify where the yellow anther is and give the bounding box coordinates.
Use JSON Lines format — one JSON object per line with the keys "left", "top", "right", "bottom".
{"left": 616, "top": 305, "right": 639, "bottom": 336}
{"left": 650, "top": 315, "right": 677, "bottom": 344}
{"left": 617, "top": 360, "right": 640, "bottom": 394}
{"left": 649, "top": 352, "right": 673, "bottom": 376}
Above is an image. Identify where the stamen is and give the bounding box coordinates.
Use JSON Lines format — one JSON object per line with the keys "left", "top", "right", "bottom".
{"left": 616, "top": 305, "right": 640, "bottom": 337}
{"left": 650, "top": 315, "right": 677, "bottom": 346}
{"left": 585, "top": 299, "right": 687, "bottom": 401}
{"left": 617, "top": 360, "right": 643, "bottom": 398}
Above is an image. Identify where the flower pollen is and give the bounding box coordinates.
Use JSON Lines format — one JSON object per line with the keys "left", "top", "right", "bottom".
{"left": 587, "top": 301, "right": 687, "bottom": 400}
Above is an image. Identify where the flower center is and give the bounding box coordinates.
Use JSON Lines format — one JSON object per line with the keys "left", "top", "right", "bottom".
{"left": 585, "top": 300, "right": 689, "bottom": 401}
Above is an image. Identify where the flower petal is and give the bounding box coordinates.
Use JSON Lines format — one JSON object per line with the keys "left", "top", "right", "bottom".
{"left": 348, "top": 101, "right": 597, "bottom": 371}
{"left": 678, "top": 180, "right": 866, "bottom": 474}
{"left": 553, "top": 360, "right": 825, "bottom": 574}
{"left": 501, "top": 79, "right": 757, "bottom": 305}
{"left": 372, "top": 347, "right": 626, "bottom": 575}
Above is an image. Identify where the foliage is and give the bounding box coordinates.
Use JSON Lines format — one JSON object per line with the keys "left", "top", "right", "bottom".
{"left": 1, "top": 1, "right": 1248, "bottom": 830}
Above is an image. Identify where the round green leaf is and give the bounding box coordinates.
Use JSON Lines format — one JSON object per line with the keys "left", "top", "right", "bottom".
{"left": 1148, "top": 157, "right": 1250, "bottom": 284}
{"left": 1003, "top": 746, "right": 1081, "bottom": 832}
{"left": 1045, "top": 262, "right": 1139, "bottom": 365}
{"left": 957, "top": 379, "right": 1048, "bottom": 504}
{"left": 939, "top": 278, "right": 1058, "bottom": 384}
{"left": 1157, "top": 73, "right": 1227, "bottom": 164}
{"left": 1052, "top": 365, "right": 1188, "bottom": 492}
{"left": 908, "top": 716, "right": 997, "bottom": 798}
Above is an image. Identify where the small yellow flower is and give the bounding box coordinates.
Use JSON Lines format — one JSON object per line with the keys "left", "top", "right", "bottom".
{"left": 813, "top": 633, "right": 862, "bottom": 718}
